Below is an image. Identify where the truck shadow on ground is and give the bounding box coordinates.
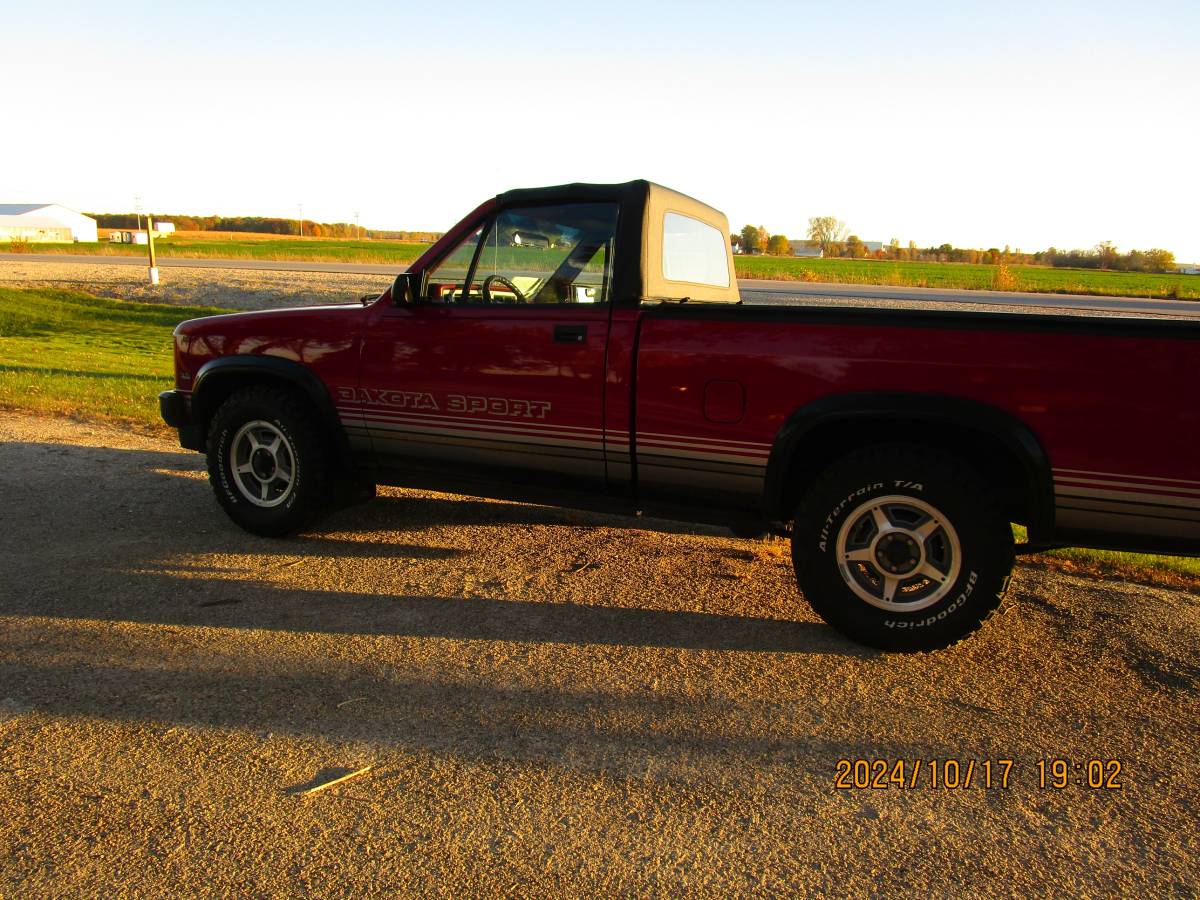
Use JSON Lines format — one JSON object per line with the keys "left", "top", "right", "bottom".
{"left": 0, "top": 437, "right": 896, "bottom": 765}
{"left": 58, "top": 571, "right": 861, "bottom": 655}
{"left": 342, "top": 493, "right": 735, "bottom": 537}
{"left": 0, "top": 650, "right": 932, "bottom": 774}
{"left": 0, "top": 440, "right": 866, "bottom": 656}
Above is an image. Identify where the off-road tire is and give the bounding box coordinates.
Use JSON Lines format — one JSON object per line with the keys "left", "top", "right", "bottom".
{"left": 792, "top": 444, "right": 1014, "bottom": 652}
{"left": 206, "top": 384, "right": 330, "bottom": 537}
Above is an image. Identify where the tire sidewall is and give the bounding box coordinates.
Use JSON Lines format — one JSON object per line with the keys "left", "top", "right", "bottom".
{"left": 794, "top": 454, "right": 1012, "bottom": 651}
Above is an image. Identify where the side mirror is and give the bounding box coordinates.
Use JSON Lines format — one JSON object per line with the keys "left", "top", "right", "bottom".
{"left": 391, "top": 271, "right": 416, "bottom": 306}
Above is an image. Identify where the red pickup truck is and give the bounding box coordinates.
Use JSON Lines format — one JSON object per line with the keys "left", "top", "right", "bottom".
{"left": 159, "top": 180, "right": 1200, "bottom": 651}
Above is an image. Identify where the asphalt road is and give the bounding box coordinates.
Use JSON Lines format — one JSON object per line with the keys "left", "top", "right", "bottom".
{"left": 737, "top": 279, "right": 1200, "bottom": 318}
{"left": 4, "top": 252, "right": 1198, "bottom": 318}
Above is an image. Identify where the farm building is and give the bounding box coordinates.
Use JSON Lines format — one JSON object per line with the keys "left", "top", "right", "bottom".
{"left": 0, "top": 204, "right": 98, "bottom": 242}
{"left": 108, "top": 221, "right": 175, "bottom": 243}
{"left": 788, "top": 240, "right": 823, "bottom": 258}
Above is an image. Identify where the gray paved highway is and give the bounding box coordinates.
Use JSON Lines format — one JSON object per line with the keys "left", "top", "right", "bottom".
{"left": 2, "top": 252, "right": 1197, "bottom": 318}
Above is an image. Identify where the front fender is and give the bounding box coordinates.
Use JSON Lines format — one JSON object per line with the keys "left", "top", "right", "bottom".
{"left": 190, "top": 355, "right": 356, "bottom": 470}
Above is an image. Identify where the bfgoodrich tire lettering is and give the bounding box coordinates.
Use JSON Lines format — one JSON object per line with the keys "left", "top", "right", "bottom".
{"left": 206, "top": 385, "right": 330, "bottom": 536}
{"left": 792, "top": 444, "right": 1014, "bottom": 651}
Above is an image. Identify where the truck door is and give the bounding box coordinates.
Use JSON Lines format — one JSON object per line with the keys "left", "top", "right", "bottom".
{"left": 356, "top": 202, "right": 618, "bottom": 489}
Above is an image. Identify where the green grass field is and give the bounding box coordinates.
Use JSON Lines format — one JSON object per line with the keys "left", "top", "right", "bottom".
{"left": 0, "top": 287, "right": 225, "bottom": 425}
{"left": 734, "top": 256, "right": 1200, "bottom": 300}
{"left": 16, "top": 238, "right": 429, "bottom": 266}
{"left": 12, "top": 239, "right": 1199, "bottom": 300}
{"left": 1, "top": 286, "right": 1195, "bottom": 588}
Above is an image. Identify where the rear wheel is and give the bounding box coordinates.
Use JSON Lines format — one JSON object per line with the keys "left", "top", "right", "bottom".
{"left": 791, "top": 444, "right": 1014, "bottom": 651}
{"left": 206, "top": 385, "right": 330, "bottom": 536}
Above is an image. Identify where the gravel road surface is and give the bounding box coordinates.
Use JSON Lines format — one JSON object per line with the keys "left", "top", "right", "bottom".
{"left": 1, "top": 412, "right": 1197, "bottom": 896}
{"left": 5, "top": 255, "right": 1199, "bottom": 318}
{"left": 0, "top": 258, "right": 392, "bottom": 311}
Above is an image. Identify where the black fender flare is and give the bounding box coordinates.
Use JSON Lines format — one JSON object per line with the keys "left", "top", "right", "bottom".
{"left": 190, "top": 355, "right": 357, "bottom": 472}
{"left": 763, "top": 392, "right": 1055, "bottom": 540}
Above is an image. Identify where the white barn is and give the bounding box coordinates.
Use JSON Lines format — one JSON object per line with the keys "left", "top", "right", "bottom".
{"left": 0, "top": 204, "right": 98, "bottom": 243}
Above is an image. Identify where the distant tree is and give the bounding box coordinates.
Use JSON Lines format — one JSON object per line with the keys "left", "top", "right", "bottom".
{"left": 1143, "top": 248, "right": 1176, "bottom": 273}
{"left": 888, "top": 237, "right": 900, "bottom": 259}
{"left": 755, "top": 225, "right": 770, "bottom": 253}
{"left": 739, "top": 224, "right": 762, "bottom": 254}
{"left": 767, "top": 234, "right": 791, "bottom": 255}
{"left": 807, "top": 216, "right": 846, "bottom": 256}
{"left": 730, "top": 233, "right": 741, "bottom": 252}
{"left": 846, "top": 235, "right": 867, "bottom": 258}
{"left": 1095, "top": 241, "right": 1118, "bottom": 269}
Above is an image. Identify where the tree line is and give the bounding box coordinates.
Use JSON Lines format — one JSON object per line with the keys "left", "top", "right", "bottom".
{"left": 733, "top": 217, "right": 1177, "bottom": 273}
{"left": 87, "top": 212, "right": 441, "bottom": 243}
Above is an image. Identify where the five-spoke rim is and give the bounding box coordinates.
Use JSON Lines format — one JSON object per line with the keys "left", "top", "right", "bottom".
{"left": 229, "top": 420, "right": 296, "bottom": 508}
{"left": 834, "top": 494, "right": 961, "bottom": 612}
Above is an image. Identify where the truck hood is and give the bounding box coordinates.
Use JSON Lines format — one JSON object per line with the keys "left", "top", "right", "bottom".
{"left": 173, "top": 302, "right": 370, "bottom": 385}
{"left": 174, "top": 302, "right": 368, "bottom": 338}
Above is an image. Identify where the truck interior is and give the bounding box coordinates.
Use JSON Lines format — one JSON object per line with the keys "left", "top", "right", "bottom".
{"left": 424, "top": 202, "right": 618, "bottom": 305}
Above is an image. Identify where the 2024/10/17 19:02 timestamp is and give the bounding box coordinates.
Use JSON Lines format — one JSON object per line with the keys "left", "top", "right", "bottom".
{"left": 834, "top": 759, "right": 1123, "bottom": 790}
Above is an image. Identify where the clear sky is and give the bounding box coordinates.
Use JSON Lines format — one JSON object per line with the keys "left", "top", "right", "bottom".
{"left": 6, "top": 0, "right": 1198, "bottom": 259}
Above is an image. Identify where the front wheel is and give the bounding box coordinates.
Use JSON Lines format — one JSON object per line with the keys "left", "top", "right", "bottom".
{"left": 206, "top": 385, "right": 330, "bottom": 536}
{"left": 792, "top": 444, "right": 1014, "bottom": 651}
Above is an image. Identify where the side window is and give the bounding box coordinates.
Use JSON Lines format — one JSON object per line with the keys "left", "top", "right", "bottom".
{"left": 426, "top": 202, "right": 618, "bottom": 305}
{"left": 662, "top": 212, "right": 730, "bottom": 287}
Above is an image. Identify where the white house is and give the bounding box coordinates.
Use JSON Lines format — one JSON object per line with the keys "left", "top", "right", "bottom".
{"left": 0, "top": 204, "right": 98, "bottom": 242}
{"left": 788, "top": 240, "right": 823, "bottom": 258}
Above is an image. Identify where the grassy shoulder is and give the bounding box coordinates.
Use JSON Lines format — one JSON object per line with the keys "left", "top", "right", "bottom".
{"left": 1013, "top": 526, "right": 1200, "bottom": 593}
{"left": 0, "top": 287, "right": 225, "bottom": 427}
{"left": 1030, "top": 551, "right": 1200, "bottom": 594}
{"left": 13, "top": 240, "right": 1198, "bottom": 300}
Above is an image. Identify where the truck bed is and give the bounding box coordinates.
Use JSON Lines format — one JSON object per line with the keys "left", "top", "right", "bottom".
{"left": 632, "top": 300, "right": 1200, "bottom": 550}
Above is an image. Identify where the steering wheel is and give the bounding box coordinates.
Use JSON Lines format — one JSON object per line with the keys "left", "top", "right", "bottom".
{"left": 481, "top": 274, "right": 527, "bottom": 304}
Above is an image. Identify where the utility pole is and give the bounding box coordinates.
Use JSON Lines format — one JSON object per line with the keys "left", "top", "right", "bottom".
{"left": 134, "top": 195, "right": 142, "bottom": 232}
{"left": 355, "top": 211, "right": 361, "bottom": 240}
{"left": 145, "top": 211, "right": 159, "bottom": 285}
{"left": 298, "top": 204, "right": 304, "bottom": 238}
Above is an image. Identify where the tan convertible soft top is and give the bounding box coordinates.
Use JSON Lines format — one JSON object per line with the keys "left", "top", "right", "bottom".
{"left": 640, "top": 182, "right": 740, "bottom": 304}
{"left": 494, "top": 180, "right": 740, "bottom": 304}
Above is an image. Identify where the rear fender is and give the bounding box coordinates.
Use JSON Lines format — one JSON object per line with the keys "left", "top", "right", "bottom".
{"left": 764, "top": 392, "right": 1055, "bottom": 541}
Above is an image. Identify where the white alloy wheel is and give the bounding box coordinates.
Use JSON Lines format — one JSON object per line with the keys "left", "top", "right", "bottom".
{"left": 228, "top": 420, "right": 297, "bottom": 508}
{"left": 834, "top": 494, "right": 962, "bottom": 612}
